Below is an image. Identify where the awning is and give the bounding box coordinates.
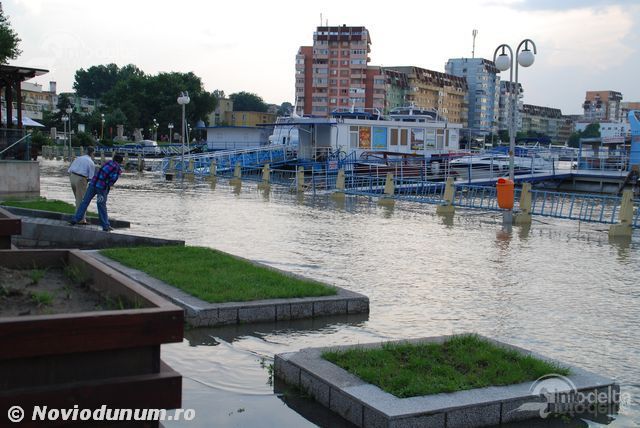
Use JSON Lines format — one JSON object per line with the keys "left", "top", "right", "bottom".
{"left": 1, "top": 116, "right": 45, "bottom": 127}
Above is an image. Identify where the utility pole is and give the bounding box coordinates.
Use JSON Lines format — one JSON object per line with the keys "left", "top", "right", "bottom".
{"left": 472, "top": 29, "right": 478, "bottom": 58}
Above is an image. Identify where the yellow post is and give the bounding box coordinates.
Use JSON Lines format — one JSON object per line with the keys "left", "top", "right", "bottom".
{"left": 258, "top": 163, "right": 271, "bottom": 190}
{"left": 230, "top": 162, "right": 242, "bottom": 186}
{"left": 514, "top": 182, "right": 532, "bottom": 225}
{"left": 168, "top": 158, "right": 175, "bottom": 172}
{"left": 137, "top": 154, "right": 144, "bottom": 172}
{"left": 331, "top": 168, "right": 346, "bottom": 201}
{"left": 436, "top": 177, "right": 456, "bottom": 214}
{"left": 188, "top": 158, "right": 195, "bottom": 175}
{"left": 209, "top": 159, "right": 217, "bottom": 179}
{"left": 378, "top": 173, "right": 395, "bottom": 206}
{"left": 111, "top": 150, "right": 116, "bottom": 160}
{"left": 609, "top": 189, "right": 634, "bottom": 237}
{"left": 296, "top": 166, "right": 305, "bottom": 192}
{"left": 124, "top": 153, "right": 130, "bottom": 168}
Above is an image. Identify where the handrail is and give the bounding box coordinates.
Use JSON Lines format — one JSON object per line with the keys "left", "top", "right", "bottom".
{"left": 0, "top": 132, "right": 31, "bottom": 157}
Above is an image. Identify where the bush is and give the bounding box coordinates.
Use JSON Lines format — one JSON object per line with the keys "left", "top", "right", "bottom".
{"left": 71, "top": 132, "right": 95, "bottom": 147}
{"left": 30, "top": 130, "right": 52, "bottom": 149}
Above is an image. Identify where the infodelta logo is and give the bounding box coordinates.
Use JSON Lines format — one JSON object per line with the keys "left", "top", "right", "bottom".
{"left": 511, "top": 374, "right": 628, "bottom": 419}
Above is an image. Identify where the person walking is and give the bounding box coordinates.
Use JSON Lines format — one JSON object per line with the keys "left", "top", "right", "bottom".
{"left": 68, "top": 146, "right": 96, "bottom": 224}
{"left": 69, "top": 154, "right": 123, "bottom": 232}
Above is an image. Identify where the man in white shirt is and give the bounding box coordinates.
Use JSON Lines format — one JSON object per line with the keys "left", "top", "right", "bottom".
{"left": 68, "top": 147, "right": 96, "bottom": 224}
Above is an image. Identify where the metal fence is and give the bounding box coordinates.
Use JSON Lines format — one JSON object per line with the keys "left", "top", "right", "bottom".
{"left": 0, "top": 129, "right": 32, "bottom": 160}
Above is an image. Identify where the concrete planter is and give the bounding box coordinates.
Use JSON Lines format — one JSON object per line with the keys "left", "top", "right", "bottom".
{"left": 275, "top": 335, "right": 619, "bottom": 428}
{"left": 0, "top": 249, "right": 184, "bottom": 427}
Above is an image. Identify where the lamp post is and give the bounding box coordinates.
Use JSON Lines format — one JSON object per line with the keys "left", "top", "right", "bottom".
{"left": 177, "top": 92, "right": 190, "bottom": 172}
{"left": 152, "top": 118, "right": 158, "bottom": 141}
{"left": 168, "top": 123, "right": 174, "bottom": 143}
{"left": 493, "top": 39, "right": 537, "bottom": 182}
{"left": 101, "top": 113, "right": 105, "bottom": 141}
{"left": 66, "top": 107, "right": 73, "bottom": 150}
{"left": 62, "top": 115, "right": 68, "bottom": 157}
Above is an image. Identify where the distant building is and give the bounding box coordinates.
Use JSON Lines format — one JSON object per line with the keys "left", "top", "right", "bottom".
{"left": 498, "top": 81, "right": 522, "bottom": 133}
{"left": 59, "top": 92, "right": 101, "bottom": 114}
{"left": 296, "top": 25, "right": 372, "bottom": 116}
{"left": 379, "top": 68, "right": 409, "bottom": 113}
{"left": 575, "top": 121, "right": 627, "bottom": 143}
{"left": 445, "top": 58, "right": 500, "bottom": 137}
{"left": 223, "top": 111, "right": 276, "bottom": 127}
{"left": 583, "top": 90, "right": 622, "bottom": 122}
{"left": 520, "top": 104, "right": 572, "bottom": 144}
{"left": 208, "top": 98, "right": 233, "bottom": 125}
{"left": 384, "top": 66, "right": 468, "bottom": 126}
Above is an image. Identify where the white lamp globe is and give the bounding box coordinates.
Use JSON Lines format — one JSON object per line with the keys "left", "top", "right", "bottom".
{"left": 495, "top": 53, "right": 511, "bottom": 71}
{"left": 518, "top": 49, "right": 535, "bottom": 67}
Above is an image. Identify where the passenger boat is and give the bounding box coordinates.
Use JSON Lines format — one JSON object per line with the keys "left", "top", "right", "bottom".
{"left": 449, "top": 146, "right": 553, "bottom": 180}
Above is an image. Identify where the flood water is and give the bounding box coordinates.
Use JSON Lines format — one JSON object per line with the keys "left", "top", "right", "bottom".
{"left": 38, "top": 160, "right": 640, "bottom": 427}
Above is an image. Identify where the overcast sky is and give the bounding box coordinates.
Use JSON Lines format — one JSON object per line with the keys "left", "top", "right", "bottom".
{"left": 5, "top": 0, "right": 640, "bottom": 115}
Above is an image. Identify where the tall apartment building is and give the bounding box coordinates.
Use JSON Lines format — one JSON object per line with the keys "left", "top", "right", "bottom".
{"left": 498, "top": 81, "right": 522, "bottom": 133}
{"left": 379, "top": 68, "right": 409, "bottom": 113}
{"left": 295, "top": 25, "right": 371, "bottom": 116}
{"left": 520, "top": 104, "right": 572, "bottom": 144}
{"left": 583, "top": 90, "right": 622, "bottom": 122}
{"left": 385, "top": 66, "right": 467, "bottom": 126}
{"left": 445, "top": 58, "right": 500, "bottom": 137}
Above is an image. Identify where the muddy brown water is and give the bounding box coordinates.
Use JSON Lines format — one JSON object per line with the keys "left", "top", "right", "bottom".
{"left": 38, "top": 160, "right": 639, "bottom": 427}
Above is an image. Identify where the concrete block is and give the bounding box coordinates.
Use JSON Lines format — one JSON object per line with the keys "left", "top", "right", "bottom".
{"left": 217, "top": 308, "right": 238, "bottom": 325}
{"left": 290, "top": 302, "right": 313, "bottom": 319}
{"left": 391, "top": 413, "right": 445, "bottom": 428}
{"left": 329, "top": 388, "right": 363, "bottom": 427}
{"left": 362, "top": 407, "right": 388, "bottom": 428}
{"left": 314, "top": 299, "right": 347, "bottom": 316}
{"left": 300, "top": 371, "right": 330, "bottom": 407}
{"left": 239, "top": 305, "right": 276, "bottom": 323}
{"left": 501, "top": 396, "right": 546, "bottom": 423}
{"left": 347, "top": 298, "right": 369, "bottom": 314}
{"left": 274, "top": 355, "right": 300, "bottom": 388}
{"left": 276, "top": 304, "right": 292, "bottom": 321}
{"left": 445, "top": 403, "right": 501, "bottom": 428}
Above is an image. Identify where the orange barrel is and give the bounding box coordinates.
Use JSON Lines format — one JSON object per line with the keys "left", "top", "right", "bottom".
{"left": 496, "top": 178, "right": 514, "bottom": 210}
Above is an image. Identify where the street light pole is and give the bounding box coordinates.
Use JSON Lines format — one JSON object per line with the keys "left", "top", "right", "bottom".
{"left": 66, "top": 107, "right": 73, "bottom": 157}
{"left": 168, "top": 123, "right": 174, "bottom": 143}
{"left": 101, "top": 113, "right": 105, "bottom": 140}
{"left": 177, "top": 92, "right": 190, "bottom": 174}
{"left": 493, "top": 40, "right": 537, "bottom": 182}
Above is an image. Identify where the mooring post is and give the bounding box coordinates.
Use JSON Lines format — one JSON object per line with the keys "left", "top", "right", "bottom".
{"left": 514, "top": 182, "right": 532, "bottom": 225}
{"left": 258, "top": 163, "right": 271, "bottom": 190}
{"left": 111, "top": 150, "right": 116, "bottom": 161}
{"left": 230, "top": 162, "right": 242, "bottom": 186}
{"left": 137, "top": 154, "right": 144, "bottom": 172}
{"left": 609, "top": 189, "right": 634, "bottom": 237}
{"left": 209, "top": 159, "right": 217, "bottom": 180}
{"left": 296, "top": 166, "right": 305, "bottom": 192}
{"left": 331, "top": 168, "right": 346, "bottom": 201}
{"left": 378, "top": 172, "right": 395, "bottom": 206}
{"left": 124, "top": 153, "right": 130, "bottom": 169}
{"left": 436, "top": 177, "right": 456, "bottom": 214}
{"left": 187, "top": 158, "right": 195, "bottom": 176}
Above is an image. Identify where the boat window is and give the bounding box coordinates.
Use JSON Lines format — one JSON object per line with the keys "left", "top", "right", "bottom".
{"left": 390, "top": 128, "right": 398, "bottom": 146}
{"left": 350, "top": 126, "right": 359, "bottom": 149}
{"left": 436, "top": 129, "right": 445, "bottom": 149}
{"left": 359, "top": 127, "right": 371, "bottom": 149}
{"left": 400, "top": 129, "right": 408, "bottom": 146}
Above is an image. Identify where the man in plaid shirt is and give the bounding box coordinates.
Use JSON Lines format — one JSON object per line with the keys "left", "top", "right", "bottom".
{"left": 69, "top": 154, "right": 124, "bottom": 232}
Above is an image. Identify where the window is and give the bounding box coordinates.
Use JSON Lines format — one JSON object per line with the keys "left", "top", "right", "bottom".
{"left": 350, "top": 125, "right": 359, "bottom": 149}
{"left": 400, "top": 129, "right": 408, "bottom": 146}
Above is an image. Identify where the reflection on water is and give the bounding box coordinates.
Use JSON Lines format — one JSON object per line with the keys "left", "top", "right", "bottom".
{"left": 37, "top": 160, "right": 640, "bottom": 427}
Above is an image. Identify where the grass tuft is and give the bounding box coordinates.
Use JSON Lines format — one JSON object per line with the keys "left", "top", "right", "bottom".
{"left": 0, "top": 197, "right": 97, "bottom": 216}
{"left": 323, "top": 335, "right": 570, "bottom": 398}
{"left": 100, "top": 246, "right": 337, "bottom": 303}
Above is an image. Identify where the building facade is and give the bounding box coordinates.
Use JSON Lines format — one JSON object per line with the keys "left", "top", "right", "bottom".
{"left": 445, "top": 58, "right": 500, "bottom": 137}
{"left": 385, "top": 66, "right": 467, "bottom": 126}
{"left": 223, "top": 111, "right": 276, "bottom": 127}
{"left": 583, "top": 90, "right": 623, "bottom": 122}
{"left": 296, "top": 25, "right": 371, "bottom": 116}
{"left": 520, "top": 104, "right": 573, "bottom": 144}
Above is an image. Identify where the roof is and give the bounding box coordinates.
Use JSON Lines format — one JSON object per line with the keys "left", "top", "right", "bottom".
{"left": 0, "top": 65, "right": 49, "bottom": 81}
{"left": 202, "top": 125, "right": 269, "bottom": 130}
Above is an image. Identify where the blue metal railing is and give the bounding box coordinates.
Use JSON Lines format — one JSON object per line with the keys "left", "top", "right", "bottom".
{"left": 529, "top": 190, "right": 622, "bottom": 224}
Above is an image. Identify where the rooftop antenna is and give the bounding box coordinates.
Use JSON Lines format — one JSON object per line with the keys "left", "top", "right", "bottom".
{"left": 472, "top": 29, "right": 478, "bottom": 58}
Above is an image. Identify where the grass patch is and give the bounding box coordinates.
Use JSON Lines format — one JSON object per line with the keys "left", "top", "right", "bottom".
{"left": 0, "top": 197, "right": 98, "bottom": 217}
{"left": 30, "top": 291, "right": 53, "bottom": 307}
{"left": 99, "top": 246, "right": 337, "bottom": 303}
{"left": 323, "top": 335, "right": 570, "bottom": 398}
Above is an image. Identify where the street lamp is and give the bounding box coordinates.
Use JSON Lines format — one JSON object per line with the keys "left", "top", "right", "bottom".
{"left": 152, "top": 118, "right": 158, "bottom": 141}
{"left": 65, "top": 107, "right": 73, "bottom": 156}
{"left": 101, "top": 113, "right": 105, "bottom": 141}
{"left": 493, "top": 39, "right": 537, "bottom": 182}
{"left": 62, "top": 115, "right": 69, "bottom": 157}
{"left": 177, "top": 92, "right": 190, "bottom": 173}
{"left": 168, "top": 123, "right": 174, "bottom": 143}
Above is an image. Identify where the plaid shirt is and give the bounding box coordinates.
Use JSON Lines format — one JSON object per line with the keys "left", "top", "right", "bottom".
{"left": 90, "top": 160, "right": 122, "bottom": 190}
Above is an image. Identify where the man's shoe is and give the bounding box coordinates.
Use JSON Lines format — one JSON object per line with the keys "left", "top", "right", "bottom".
{"left": 102, "top": 226, "right": 114, "bottom": 232}
{"left": 68, "top": 220, "right": 77, "bottom": 226}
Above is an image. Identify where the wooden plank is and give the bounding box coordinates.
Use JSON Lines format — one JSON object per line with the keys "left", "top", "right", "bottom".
{"left": 0, "top": 308, "right": 183, "bottom": 360}
{"left": 0, "top": 362, "right": 182, "bottom": 428}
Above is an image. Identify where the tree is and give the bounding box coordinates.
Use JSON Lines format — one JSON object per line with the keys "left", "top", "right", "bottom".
{"left": 229, "top": 91, "right": 268, "bottom": 112}
{"left": 568, "top": 123, "right": 600, "bottom": 148}
{"left": 73, "top": 64, "right": 144, "bottom": 99}
{"left": 0, "top": 6, "right": 21, "bottom": 64}
{"left": 277, "top": 102, "right": 293, "bottom": 117}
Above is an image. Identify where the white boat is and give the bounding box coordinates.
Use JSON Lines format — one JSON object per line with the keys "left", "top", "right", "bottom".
{"left": 449, "top": 147, "right": 553, "bottom": 180}
{"left": 268, "top": 106, "right": 463, "bottom": 164}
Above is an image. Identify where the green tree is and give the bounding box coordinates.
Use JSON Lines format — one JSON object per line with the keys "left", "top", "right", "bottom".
{"left": 0, "top": 7, "right": 21, "bottom": 64}
{"left": 73, "top": 63, "right": 145, "bottom": 99}
{"left": 568, "top": 123, "right": 600, "bottom": 148}
{"left": 277, "top": 102, "right": 293, "bottom": 116}
{"left": 229, "top": 91, "right": 268, "bottom": 112}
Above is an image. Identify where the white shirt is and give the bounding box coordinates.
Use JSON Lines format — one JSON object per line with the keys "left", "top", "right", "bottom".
{"left": 68, "top": 155, "right": 96, "bottom": 179}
